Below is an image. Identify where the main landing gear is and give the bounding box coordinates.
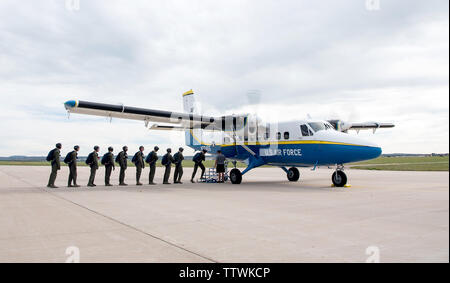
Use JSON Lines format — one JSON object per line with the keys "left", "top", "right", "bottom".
{"left": 332, "top": 165, "right": 347, "bottom": 187}
{"left": 287, "top": 167, "right": 300, "bottom": 182}
{"left": 230, "top": 168, "right": 243, "bottom": 184}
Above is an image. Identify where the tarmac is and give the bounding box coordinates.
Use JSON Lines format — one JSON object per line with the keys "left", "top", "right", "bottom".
{"left": 0, "top": 166, "right": 448, "bottom": 263}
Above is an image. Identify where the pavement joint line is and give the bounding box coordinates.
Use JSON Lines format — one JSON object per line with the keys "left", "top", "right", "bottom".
{"left": 1, "top": 169, "right": 218, "bottom": 263}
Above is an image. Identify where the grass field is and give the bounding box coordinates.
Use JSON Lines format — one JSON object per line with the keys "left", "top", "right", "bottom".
{"left": 350, "top": 156, "right": 449, "bottom": 171}
{"left": 0, "top": 156, "right": 448, "bottom": 171}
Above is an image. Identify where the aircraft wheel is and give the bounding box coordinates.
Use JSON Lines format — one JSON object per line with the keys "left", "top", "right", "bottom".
{"left": 287, "top": 167, "right": 300, "bottom": 182}
{"left": 230, "top": 169, "right": 242, "bottom": 184}
{"left": 332, "top": 171, "right": 347, "bottom": 187}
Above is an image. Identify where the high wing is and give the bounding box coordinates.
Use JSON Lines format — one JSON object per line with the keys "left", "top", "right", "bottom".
{"left": 327, "top": 119, "right": 395, "bottom": 133}
{"left": 64, "top": 100, "right": 247, "bottom": 131}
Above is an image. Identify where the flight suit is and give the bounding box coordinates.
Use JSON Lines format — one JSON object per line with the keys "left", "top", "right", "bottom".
{"left": 192, "top": 152, "right": 206, "bottom": 181}
{"left": 105, "top": 152, "right": 115, "bottom": 186}
{"left": 117, "top": 151, "right": 128, "bottom": 185}
{"left": 173, "top": 151, "right": 184, "bottom": 183}
{"left": 68, "top": 151, "right": 79, "bottom": 187}
{"left": 47, "top": 148, "right": 61, "bottom": 187}
{"left": 88, "top": 151, "right": 99, "bottom": 186}
{"left": 134, "top": 151, "right": 145, "bottom": 185}
{"left": 146, "top": 151, "right": 158, "bottom": 184}
{"left": 163, "top": 153, "right": 175, "bottom": 184}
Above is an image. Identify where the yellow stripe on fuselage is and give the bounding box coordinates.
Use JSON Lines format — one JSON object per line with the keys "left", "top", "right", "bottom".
{"left": 188, "top": 130, "right": 374, "bottom": 148}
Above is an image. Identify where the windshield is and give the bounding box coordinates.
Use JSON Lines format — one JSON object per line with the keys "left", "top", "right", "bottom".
{"left": 308, "top": 122, "right": 327, "bottom": 132}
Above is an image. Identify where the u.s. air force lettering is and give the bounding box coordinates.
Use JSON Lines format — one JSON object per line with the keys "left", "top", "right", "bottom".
{"left": 260, "top": 148, "right": 302, "bottom": 157}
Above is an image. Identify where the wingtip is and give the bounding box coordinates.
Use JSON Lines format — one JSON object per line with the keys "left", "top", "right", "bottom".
{"left": 64, "top": 100, "right": 78, "bottom": 109}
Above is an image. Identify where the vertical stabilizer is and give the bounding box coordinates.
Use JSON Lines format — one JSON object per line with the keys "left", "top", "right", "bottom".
{"left": 183, "top": 89, "right": 195, "bottom": 113}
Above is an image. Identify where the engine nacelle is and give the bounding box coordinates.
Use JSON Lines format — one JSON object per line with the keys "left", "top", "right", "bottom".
{"left": 327, "top": 120, "right": 352, "bottom": 133}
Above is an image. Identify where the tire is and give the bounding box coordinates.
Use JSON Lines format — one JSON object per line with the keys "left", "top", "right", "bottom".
{"left": 230, "top": 169, "right": 243, "bottom": 184}
{"left": 287, "top": 167, "right": 300, "bottom": 182}
{"left": 332, "top": 171, "right": 347, "bottom": 187}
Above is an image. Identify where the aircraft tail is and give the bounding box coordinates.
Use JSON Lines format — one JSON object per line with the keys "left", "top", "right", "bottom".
{"left": 183, "top": 89, "right": 196, "bottom": 114}
{"left": 183, "top": 90, "right": 203, "bottom": 151}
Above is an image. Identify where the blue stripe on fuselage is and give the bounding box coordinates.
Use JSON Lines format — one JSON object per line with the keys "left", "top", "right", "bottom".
{"left": 218, "top": 143, "right": 382, "bottom": 166}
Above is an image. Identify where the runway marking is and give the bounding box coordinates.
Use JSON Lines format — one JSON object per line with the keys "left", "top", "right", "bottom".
{"left": 0, "top": 168, "right": 218, "bottom": 263}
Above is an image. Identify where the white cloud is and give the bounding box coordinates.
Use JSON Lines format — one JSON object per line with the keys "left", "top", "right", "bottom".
{"left": 0, "top": 0, "right": 448, "bottom": 156}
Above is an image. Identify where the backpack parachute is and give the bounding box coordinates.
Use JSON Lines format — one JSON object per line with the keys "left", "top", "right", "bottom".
{"left": 85, "top": 152, "right": 94, "bottom": 165}
{"left": 193, "top": 152, "right": 202, "bottom": 162}
{"left": 64, "top": 152, "right": 73, "bottom": 164}
{"left": 101, "top": 153, "right": 109, "bottom": 165}
{"left": 46, "top": 149, "right": 56, "bottom": 162}
{"left": 145, "top": 152, "right": 153, "bottom": 164}
{"left": 161, "top": 154, "right": 169, "bottom": 166}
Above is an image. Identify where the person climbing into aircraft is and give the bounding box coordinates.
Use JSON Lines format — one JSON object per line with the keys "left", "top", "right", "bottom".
{"left": 191, "top": 149, "right": 207, "bottom": 183}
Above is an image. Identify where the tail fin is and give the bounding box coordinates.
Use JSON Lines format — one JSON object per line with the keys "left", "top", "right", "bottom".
{"left": 183, "top": 90, "right": 203, "bottom": 151}
{"left": 183, "top": 89, "right": 195, "bottom": 113}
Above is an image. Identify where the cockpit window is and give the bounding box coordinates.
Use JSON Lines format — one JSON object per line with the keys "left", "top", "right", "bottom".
{"left": 308, "top": 122, "right": 327, "bottom": 132}
{"left": 300, "top": 124, "right": 312, "bottom": 136}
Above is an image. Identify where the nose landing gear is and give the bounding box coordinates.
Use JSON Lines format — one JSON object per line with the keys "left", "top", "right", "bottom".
{"left": 332, "top": 165, "right": 347, "bottom": 187}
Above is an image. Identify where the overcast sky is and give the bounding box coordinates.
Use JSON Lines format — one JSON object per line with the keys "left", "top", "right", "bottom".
{"left": 0, "top": 0, "right": 448, "bottom": 156}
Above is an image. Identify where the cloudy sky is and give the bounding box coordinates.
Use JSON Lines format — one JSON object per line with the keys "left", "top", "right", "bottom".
{"left": 0, "top": 0, "right": 448, "bottom": 156}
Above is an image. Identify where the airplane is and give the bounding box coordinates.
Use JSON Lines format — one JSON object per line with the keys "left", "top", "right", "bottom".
{"left": 64, "top": 90, "right": 394, "bottom": 187}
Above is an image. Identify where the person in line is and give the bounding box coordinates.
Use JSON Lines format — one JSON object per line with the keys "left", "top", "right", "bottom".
{"left": 146, "top": 146, "right": 159, "bottom": 185}
{"left": 215, "top": 150, "right": 226, "bottom": 183}
{"left": 133, "top": 146, "right": 145, "bottom": 186}
{"left": 87, "top": 146, "right": 100, "bottom": 187}
{"left": 162, "top": 148, "right": 175, "bottom": 185}
{"left": 191, "top": 149, "right": 208, "bottom": 183}
{"left": 116, "top": 146, "right": 129, "bottom": 186}
{"left": 102, "top": 147, "right": 115, "bottom": 187}
{"left": 47, "top": 143, "right": 62, "bottom": 188}
{"left": 66, "top": 145, "right": 80, "bottom": 188}
{"left": 173, "top": 147, "right": 185, "bottom": 184}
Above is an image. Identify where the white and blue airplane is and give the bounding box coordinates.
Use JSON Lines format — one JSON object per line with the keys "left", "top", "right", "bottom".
{"left": 64, "top": 90, "right": 394, "bottom": 186}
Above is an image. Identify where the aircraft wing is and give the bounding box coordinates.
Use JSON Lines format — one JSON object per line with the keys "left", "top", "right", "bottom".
{"left": 64, "top": 100, "right": 247, "bottom": 130}
{"left": 349, "top": 122, "right": 395, "bottom": 130}
{"left": 327, "top": 120, "right": 395, "bottom": 133}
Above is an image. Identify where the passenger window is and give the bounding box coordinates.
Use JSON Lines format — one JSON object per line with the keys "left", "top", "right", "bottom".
{"left": 277, "top": 132, "right": 282, "bottom": 140}
{"left": 284, "top": 132, "right": 290, "bottom": 140}
{"left": 300, "top": 125, "right": 310, "bottom": 136}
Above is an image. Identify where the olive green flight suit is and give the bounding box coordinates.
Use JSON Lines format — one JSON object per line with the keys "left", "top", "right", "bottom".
{"left": 117, "top": 151, "right": 128, "bottom": 185}
{"left": 68, "top": 151, "right": 78, "bottom": 187}
{"left": 163, "top": 153, "right": 175, "bottom": 184}
{"left": 173, "top": 151, "right": 184, "bottom": 183}
{"left": 47, "top": 148, "right": 61, "bottom": 187}
{"left": 134, "top": 151, "right": 145, "bottom": 184}
{"left": 146, "top": 151, "right": 158, "bottom": 184}
{"left": 88, "top": 151, "right": 99, "bottom": 186}
{"left": 104, "top": 152, "right": 115, "bottom": 186}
